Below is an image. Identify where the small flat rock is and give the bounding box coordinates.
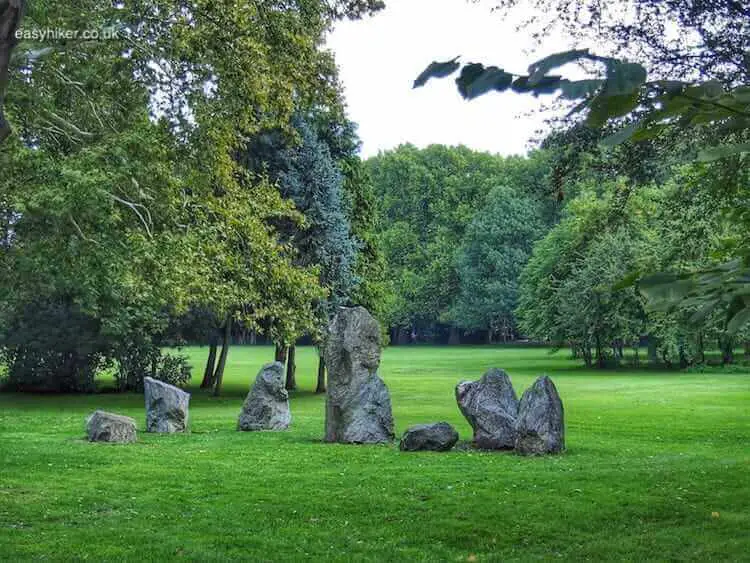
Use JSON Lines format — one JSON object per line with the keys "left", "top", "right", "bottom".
{"left": 515, "top": 375, "right": 565, "bottom": 455}
{"left": 456, "top": 368, "right": 519, "bottom": 449}
{"left": 144, "top": 377, "right": 190, "bottom": 433}
{"left": 399, "top": 422, "right": 459, "bottom": 452}
{"left": 238, "top": 362, "right": 291, "bottom": 431}
{"left": 86, "top": 410, "right": 137, "bottom": 443}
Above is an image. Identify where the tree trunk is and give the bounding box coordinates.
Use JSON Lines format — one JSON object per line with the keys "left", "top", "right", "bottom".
{"left": 316, "top": 354, "right": 326, "bottom": 394}
{"left": 448, "top": 326, "right": 460, "bottom": 345}
{"left": 744, "top": 340, "right": 750, "bottom": 360}
{"left": 212, "top": 315, "right": 232, "bottom": 397}
{"left": 249, "top": 330, "right": 256, "bottom": 345}
{"left": 274, "top": 343, "right": 288, "bottom": 364}
{"left": 570, "top": 342, "right": 580, "bottom": 359}
{"left": 595, "top": 333, "right": 604, "bottom": 368}
{"left": 0, "top": 0, "right": 26, "bottom": 144}
{"left": 647, "top": 335, "right": 658, "bottom": 365}
{"left": 722, "top": 336, "right": 734, "bottom": 365}
{"left": 679, "top": 342, "right": 688, "bottom": 369}
{"left": 486, "top": 329, "right": 493, "bottom": 345}
{"left": 285, "top": 344, "right": 297, "bottom": 391}
{"left": 200, "top": 337, "right": 218, "bottom": 389}
{"left": 697, "top": 333, "right": 705, "bottom": 364}
{"left": 582, "top": 346, "right": 592, "bottom": 367}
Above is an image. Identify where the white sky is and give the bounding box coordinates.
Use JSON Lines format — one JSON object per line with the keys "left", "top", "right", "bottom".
{"left": 326, "top": 0, "right": 576, "bottom": 158}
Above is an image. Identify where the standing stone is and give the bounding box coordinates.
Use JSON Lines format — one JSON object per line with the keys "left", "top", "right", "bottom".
{"left": 324, "top": 306, "right": 394, "bottom": 444}
{"left": 515, "top": 375, "right": 565, "bottom": 455}
{"left": 86, "top": 410, "right": 137, "bottom": 443}
{"left": 399, "top": 422, "right": 459, "bottom": 452}
{"left": 456, "top": 368, "right": 518, "bottom": 449}
{"left": 144, "top": 376, "right": 190, "bottom": 433}
{"left": 237, "top": 362, "right": 291, "bottom": 431}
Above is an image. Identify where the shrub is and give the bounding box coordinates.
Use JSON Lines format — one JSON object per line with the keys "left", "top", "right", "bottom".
{"left": 115, "top": 345, "right": 191, "bottom": 391}
{"left": 0, "top": 300, "right": 108, "bottom": 392}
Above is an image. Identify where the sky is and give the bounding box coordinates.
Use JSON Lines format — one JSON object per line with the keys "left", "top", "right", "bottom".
{"left": 326, "top": 0, "right": 575, "bottom": 158}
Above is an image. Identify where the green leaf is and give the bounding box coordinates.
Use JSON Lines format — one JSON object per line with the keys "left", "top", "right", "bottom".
{"left": 689, "top": 300, "right": 720, "bottom": 325}
{"left": 631, "top": 123, "right": 670, "bottom": 141}
{"left": 612, "top": 270, "right": 640, "bottom": 290}
{"left": 512, "top": 76, "right": 562, "bottom": 96}
{"left": 697, "top": 143, "right": 750, "bottom": 162}
{"left": 456, "top": 64, "right": 513, "bottom": 100}
{"left": 653, "top": 80, "right": 687, "bottom": 94}
{"left": 527, "top": 49, "right": 590, "bottom": 85}
{"left": 559, "top": 79, "right": 603, "bottom": 100}
{"left": 413, "top": 58, "right": 460, "bottom": 88}
{"left": 586, "top": 90, "right": 640, "bottom": 127}
{"left": 603, "top": 61, "right": 647, "bottom": 96}
{"left": 685, "top": 80, "right": 725, "bottom": 100}
{"left": 599, "top": 123, "right": 639, "bottom": 147}
{"left": 727, "top": 304, "right": 750, "bottom": 334}
{"left": 639, "top": 272, "right": 693, "bottom": 302}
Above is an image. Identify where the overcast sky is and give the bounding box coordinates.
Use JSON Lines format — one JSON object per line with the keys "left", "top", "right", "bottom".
{"left": 326, "top": 0, "right": 575, "bottom": 158}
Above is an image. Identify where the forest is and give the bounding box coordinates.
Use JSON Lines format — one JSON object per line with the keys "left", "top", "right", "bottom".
{"left": 0, "top": 0, "right": 748, "bottom": 391}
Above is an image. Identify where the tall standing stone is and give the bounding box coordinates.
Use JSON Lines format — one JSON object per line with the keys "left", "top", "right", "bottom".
{"left": 144, "top": 376, "right": 190, "bottom": 433}
{"left": 324, "top": 306, "right": 394, "bottom": 444}
{"left": 515, "top": 375, "right": 565, "bottom": 455}
{"left": 237, "top": 362, "right": 291, "bottom": 431}
{"left": 456, "top": 368, "right": 519, "bottom": 449}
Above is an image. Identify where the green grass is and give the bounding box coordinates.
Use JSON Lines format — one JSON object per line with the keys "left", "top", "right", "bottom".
{"left": 1, "top": 346, "right": 748, "bottom": 561}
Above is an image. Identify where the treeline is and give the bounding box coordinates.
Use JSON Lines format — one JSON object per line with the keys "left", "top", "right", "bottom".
{"left": 367, "top": 144, "right": 557, "bottom": 344}
{"left": 368, "top": 128, "right": 750, "bottom": 369}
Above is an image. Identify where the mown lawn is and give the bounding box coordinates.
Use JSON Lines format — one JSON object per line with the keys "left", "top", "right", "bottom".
{"left": 0, "top": 346, "right": 748, "bottom": 561}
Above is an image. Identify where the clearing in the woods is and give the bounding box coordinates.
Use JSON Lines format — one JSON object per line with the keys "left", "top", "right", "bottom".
{"left": 0, "top": 346, "right": 748, "bottom": 561}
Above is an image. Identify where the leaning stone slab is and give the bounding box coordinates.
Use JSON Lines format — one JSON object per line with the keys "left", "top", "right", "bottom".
{"left": 86, "top": 410, "right": 137, "bottom": 443}
{"left": 399, "top": 422, "right": 459, "bottom": 452}
{"left": 515, "top": 375, "right": 565, "bottom": 455}
{"left": 144, "top": 376, "right": 190, "bottom": 433}
{"left": 456, "top": 368, "right": 519, "bottom": 449}
{"left": 324, "top": 306, "right": 394, "bottom": 444}
{"left": 238, "top": 362, "right": 291, "bottom": 431}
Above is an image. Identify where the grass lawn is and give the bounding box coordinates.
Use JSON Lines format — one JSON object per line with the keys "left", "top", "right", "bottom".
{"left": 0, "top": 345, "right": 748, "bottom": 561}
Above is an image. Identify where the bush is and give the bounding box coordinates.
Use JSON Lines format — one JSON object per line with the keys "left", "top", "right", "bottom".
{"left": 0, "top": 300, "right": 108, "bottom": 392}
{"left": 115, "top": 345, "right": 191, "bottom": 391}
{"left": 157, "top": 353, "right": 192, "bottom": 387}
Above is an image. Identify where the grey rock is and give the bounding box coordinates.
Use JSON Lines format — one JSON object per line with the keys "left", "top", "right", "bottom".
{"left": 144, "top": 376, "right": 190, "bottom": 433}
{"left": 456, "top": 368, "right": 518, "bottom": 449}
{"left": 86, "top": 410, "right": 137, "bottom": 443}
{"left": 238, "top": 362, "right": 291, "bottom": 431}
{"left": 324, "top": 306, "right": 394, "bottom": 444}
{"left": 399, "top": 422, "right": 459, "bottom": 452}
{"left": 515, "top": 375, "right": 565, "bottom": 455}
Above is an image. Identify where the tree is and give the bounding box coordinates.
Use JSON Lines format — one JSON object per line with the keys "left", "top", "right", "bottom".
{"left": 451, "top": 185, "right": 544, "bottom": 341}
{"left": 490, "top": 0, "right": 750, "bottom": 87}
{"left": 244, "top": 116, "right": 359, "bottom": 391}
{"left": 0, "top": 0, "right": 25, "bottom": 143}
{"left": 0, "top": 0, "right": 378, "bottom": 392}
{"left": 414, "top": 3, "right": 750, "bottom": 335}
{"left": 367, "top": 144, "right": 522, "bottom": 342}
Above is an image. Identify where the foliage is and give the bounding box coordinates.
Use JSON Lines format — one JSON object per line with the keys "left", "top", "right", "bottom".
{"left": 0, "top": 0, "right": 382, "bottom": 390}
{"left": 415, "top": 1, "right": 750, "bottom": 342}
{"left": 450, "top": 185, "right": 544, "bottom": 339}
{"left": 367, "top": 144, "right": 550, "bottom": 338}
{"left": 0, "top": 298, "right": 106, "bottom": 392}
{"left": 489, "top": 0, "right": 750, "bottom": 87}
